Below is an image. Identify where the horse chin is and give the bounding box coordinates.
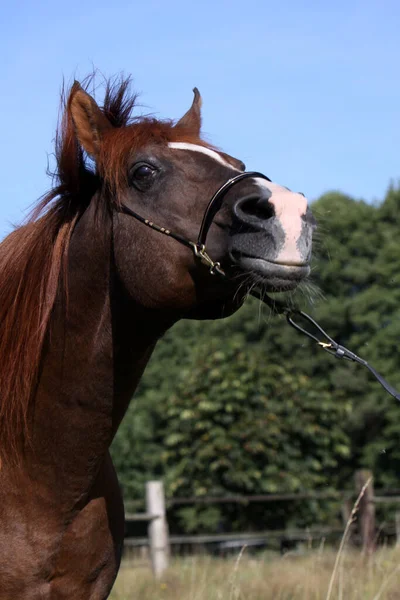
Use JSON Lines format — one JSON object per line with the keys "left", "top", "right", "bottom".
{"left": 232, "top": 255, "right": 310, "bottom": 292}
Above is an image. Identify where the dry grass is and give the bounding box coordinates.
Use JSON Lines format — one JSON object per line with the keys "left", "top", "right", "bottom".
{"left": 111, "top": 546, "right": 400, "bottom": 600}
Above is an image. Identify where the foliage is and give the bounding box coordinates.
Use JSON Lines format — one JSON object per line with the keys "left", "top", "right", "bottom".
{"left": 111, "top": 184, "right": 400, "bottom": 532}
{"left": 161, "top": 341, "right": 349, "bottom": 532}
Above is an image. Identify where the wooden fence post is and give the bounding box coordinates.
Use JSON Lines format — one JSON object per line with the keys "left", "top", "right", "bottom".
{"left": 146, "top": 480, "right": 169, "bottom": 577}
{"left": 396, "top": 512, "right": 400, "bottom": 548}
{"left": 355, "top": 469, "right": 375, "bottom": 554}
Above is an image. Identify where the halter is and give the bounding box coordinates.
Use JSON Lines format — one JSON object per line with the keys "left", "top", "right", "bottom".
{"left": 120, "top": 171, "right": 271, "bottom": 277}
{"left": 118, "top": 171, "right": 400, "bottom": 403}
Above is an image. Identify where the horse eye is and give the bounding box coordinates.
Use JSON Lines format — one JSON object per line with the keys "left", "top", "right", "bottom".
{"left": 135, "top": 165, "right": 154, "bottom": 179}
{"left": 130, "top": 163, "right": 157, "bottom": 189}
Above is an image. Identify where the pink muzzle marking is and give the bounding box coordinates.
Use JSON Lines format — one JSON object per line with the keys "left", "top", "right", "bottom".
{"left": 256, "top": 180, "right": 308, "bottom": 264}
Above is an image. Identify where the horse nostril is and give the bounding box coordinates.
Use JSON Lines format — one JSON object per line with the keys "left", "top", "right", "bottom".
{"left": 236, "top": 194, "right": 275, "bottom": 222}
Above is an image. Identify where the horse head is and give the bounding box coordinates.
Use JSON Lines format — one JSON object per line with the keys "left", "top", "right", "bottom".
{"left": 69, "top": 81, "right": 315, "bottom": 319}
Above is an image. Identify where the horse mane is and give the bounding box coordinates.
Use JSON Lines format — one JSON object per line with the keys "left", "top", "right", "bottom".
{"left": 0, "top": 74, "right": 202, "bottom": 460}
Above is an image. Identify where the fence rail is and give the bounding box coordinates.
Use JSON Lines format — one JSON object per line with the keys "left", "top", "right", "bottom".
{"left": 167, "top": 491, "right": 344, "bottom": 505}
{"left": 124, "top": 527, "right": 346, "bottom": 547}
{"left": 126, "top": 471, "right": 400, "bottom": 578}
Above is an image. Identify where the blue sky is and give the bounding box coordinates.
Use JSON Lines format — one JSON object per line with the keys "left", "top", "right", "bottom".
{"left": 1, "top": 0, "right": 399, "bottom": 238}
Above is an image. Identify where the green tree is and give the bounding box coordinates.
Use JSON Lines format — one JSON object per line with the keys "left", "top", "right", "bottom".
{"left": 111, "top": 184, "right": 400, "bottom": 532}
{"left": 160, "top": 340, "right": 350, "bottom": 532}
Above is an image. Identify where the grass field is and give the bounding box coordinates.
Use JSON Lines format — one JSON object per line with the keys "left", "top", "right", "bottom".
{"left": 111, "top": 546, "right": 400, "bottom": 600}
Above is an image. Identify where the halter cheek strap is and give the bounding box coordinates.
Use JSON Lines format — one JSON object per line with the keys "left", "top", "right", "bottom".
{"left": 119, "top": 171, "right": 271, "bottom": 278}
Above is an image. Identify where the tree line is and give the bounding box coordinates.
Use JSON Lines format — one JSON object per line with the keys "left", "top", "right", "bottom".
{"left": 111, "top": 185, "right": 400, "bottom": 534}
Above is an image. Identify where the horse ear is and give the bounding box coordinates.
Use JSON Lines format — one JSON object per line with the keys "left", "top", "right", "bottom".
{"left": 69, "top": 82, "right": 113, "bottom": 158}
{"left": 175, "top": 88, "right": 202, "bottom": 135}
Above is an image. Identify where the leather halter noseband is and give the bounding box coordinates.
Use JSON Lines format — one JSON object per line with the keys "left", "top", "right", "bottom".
{"left": 118, "top": 171, "right": 400, "bottom": 403}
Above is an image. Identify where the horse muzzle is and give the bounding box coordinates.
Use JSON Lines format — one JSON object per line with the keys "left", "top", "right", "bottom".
{"left": 229, "top": 180, "right": 315, "bottom": 289}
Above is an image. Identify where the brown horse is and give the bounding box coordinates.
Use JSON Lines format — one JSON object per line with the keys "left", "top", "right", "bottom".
{"left": 0, "top": 75, "right": 314, "bottom": 598}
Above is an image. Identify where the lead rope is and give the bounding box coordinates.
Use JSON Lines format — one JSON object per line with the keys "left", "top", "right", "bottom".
{"left": 250, "top": 286, "right": 400, "bottom": 401}
{"left": 283, "top": 309, "right": 400, "bottom": 402}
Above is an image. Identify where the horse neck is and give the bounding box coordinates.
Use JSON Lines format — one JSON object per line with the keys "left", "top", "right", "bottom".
{"left": 28, "top": 197, "right": 174, "bottom": 490}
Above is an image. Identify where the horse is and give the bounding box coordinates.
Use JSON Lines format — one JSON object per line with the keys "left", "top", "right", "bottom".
{"left": 0, "top": 75, "right": 315, "bottom": 599}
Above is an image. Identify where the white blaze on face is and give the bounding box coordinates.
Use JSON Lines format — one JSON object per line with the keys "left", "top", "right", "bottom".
{"left": 256, "top": 179, "right": 308, "bottom": 265}
{"left": 168, "top": 142, "right": 242, "bottom": 171}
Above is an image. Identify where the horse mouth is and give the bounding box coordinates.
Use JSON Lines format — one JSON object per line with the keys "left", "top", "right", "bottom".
{"left": 231, "top": 253, "right": 310, "bottom": 291}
